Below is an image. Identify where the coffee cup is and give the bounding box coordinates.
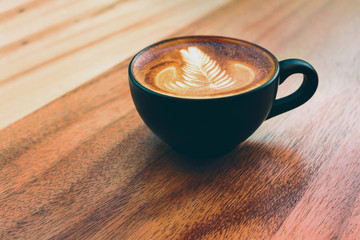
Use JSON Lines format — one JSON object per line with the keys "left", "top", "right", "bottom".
{"left": 128, "top": 36, "right": 318, "bottom": 158}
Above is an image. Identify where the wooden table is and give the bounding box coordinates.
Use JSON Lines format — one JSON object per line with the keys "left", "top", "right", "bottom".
{"left": 1, "top": 0, "right": 359, "bottom": 239}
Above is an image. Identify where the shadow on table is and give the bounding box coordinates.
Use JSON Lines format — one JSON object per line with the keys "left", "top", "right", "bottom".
{"left": 117, "top": 139, "right": 313, "bottom": 238}
{"left": 165, "top": 140, "right": 305, "bottom": 174}
{"left": 69, "top": 127, "right": 315, "bottom": 239}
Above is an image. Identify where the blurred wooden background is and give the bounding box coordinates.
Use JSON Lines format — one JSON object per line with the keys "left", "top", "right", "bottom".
{"left": 0, "top": 0, "right": 359, "bottom": 239}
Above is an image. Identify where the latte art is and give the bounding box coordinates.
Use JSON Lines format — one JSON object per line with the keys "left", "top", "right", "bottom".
{"left": 153, "top": 47, "right": 255, "bottom": 96}
{"left": 131, "top": 37, "right": 277, "bottom": 98}
{"left": 179, "top": 47, "right": 234, "bottom": 89}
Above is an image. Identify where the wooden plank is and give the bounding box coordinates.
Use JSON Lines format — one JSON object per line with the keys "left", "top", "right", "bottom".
{"left": 0, "top": 0, "right": 230, "bottom": 129}
{"left": 0, "top": 0, "right": 30, "bottom": 14}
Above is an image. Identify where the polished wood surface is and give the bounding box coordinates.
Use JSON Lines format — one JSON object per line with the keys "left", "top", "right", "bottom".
{"left": 1, "top": 0, "right": 359, "bottom": 239}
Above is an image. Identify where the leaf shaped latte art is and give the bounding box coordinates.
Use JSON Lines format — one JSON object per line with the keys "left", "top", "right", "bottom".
{"left": 180, "top": 47, "right": 234, "bottom": 89}
{"left": 150, "top": 46, "right": 256, "bottom": 97}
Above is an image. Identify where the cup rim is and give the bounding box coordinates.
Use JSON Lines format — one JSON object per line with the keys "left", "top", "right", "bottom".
{"left": 128, "top": 35, "right": 280, "bottom": 100}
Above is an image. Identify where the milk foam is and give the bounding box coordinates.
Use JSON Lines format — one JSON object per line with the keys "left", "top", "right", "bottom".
{"left": 153, "top": 46, "right": 255, "bottom": 96}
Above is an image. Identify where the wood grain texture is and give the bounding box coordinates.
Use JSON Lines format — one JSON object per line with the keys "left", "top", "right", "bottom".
{"left": 1, "top": 0, "right": 360, "bottom": 239}
{"left": 0, "top": 0, "right": 230, "bottom": 129}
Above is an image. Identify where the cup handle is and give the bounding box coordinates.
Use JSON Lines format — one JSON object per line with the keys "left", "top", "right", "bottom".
{"left": 266, "top": 59, "right": 318, "bottom": 119}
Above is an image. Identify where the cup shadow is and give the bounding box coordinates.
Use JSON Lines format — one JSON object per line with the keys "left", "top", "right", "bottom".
{"left": 118, "top": 138, "right": 313, "bottom": 239}
{"left": 165, "top": 140, "right": 303, "bottom": 176}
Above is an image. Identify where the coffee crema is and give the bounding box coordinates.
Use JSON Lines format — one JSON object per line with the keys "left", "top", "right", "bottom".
{"left": 131, "top": 37, "right": 277, "bottom": 98}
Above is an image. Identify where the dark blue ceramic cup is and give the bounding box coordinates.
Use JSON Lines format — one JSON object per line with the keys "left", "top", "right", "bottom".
{"left": 129, "top": 36, "right": 318, "bottom": 158}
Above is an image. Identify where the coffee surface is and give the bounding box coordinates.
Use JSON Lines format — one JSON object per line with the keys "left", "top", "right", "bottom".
{"left": 131, "top": 37, "right": 277, "bottom": 98}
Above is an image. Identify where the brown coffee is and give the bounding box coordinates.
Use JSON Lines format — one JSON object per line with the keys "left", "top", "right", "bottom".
{"left": 131, "top": 36, "right": 277, "bottom": 98}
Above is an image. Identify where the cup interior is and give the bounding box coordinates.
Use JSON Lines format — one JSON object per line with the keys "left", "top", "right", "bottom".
{"left": 129, "top": 36, "right": 279, "bottom": 99}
